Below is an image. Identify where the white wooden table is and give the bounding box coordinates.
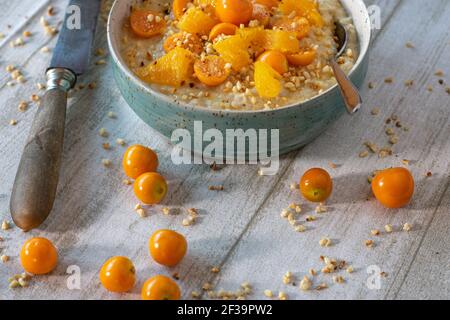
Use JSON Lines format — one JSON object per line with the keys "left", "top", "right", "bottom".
{"left": 0, "top": 0, "right": 449, "bottom": 300}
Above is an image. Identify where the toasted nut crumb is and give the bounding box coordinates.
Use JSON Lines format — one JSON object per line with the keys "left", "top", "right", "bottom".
{"left": 434, "top": 70, "right": 444, "bottom": 77}
{"left": 107, "top": 111, "right": 116, "bottom": 118}
{"left": 102, "top": 142, "right": 110, "bottom": 150}
{"left": 99, "top": 127, "right": 108, "bottom": 137}
{"left": 41, "top": 46, "right": 50, "bottom": 53}
{"left": 280, "top": 209, "right": 290, "bottom": 218}
{"left": 162, "top": 207, "right": 170, "bottom": 215}
{"left": 116, "top": 138, "right": 126, "bottom": 146}
{"left": 202, "top": 282, "right": 212, "bottom": 291}
{"left": 405, "top": 42, "right": 414, "bottom": 48}
{"left": 315, "top": 204, "right": 326, "bottom": 213}
{"left": 289, "top": 183, "right": 298, "bottom": 190}
{"left": 371, "top": 229, "right": 380, "bottom": 236}
{"left": 294, "top": 224, "right": 306, "bottom": 232}
{"left": 384, "top": 77, "right": 393, "bottom": 83}
{"left": 18, "top": 278, "right": 28, "bottom": 287}
{"left": 191, "top": 291, "right": 200, "bottom": 298}
{"left": 384, "top": 224, "right": 393, "bottom": 233}
{"left": 368, "top": 82, "right": 375, "bottom": 89}
{"left": 371, "top": 108, "right": 380, "bottom": 115}
{"left": 306, "top": 215, "right": 316, "bottom": 222}
{"left": 315, "top": 283, "right": 328, "bottom": 290}
{"left": 346, "top": 266, "right": 354, "bottom": 273}
{"left": 122, "top": 179, "right": 132, "bottom": 185}
{"left": 1, "top": 220, "right": 10, "bottom": 230}
{"left": 136, "top": 208, "right": 146, "bottom": 218}
{"left": 101, "top": 159, "right": 112, "bottom": 167}
{"left": 264, "top": 289, "right": 273, "bottom": 298}
{"left": 9, "top": 280, "right": 20, "bottom": 289}
{"left": 282, "top": 271, "right": 293, "bottom": 284}
{"left": 309, "top": 268, "right": 317, "bottom": 276}
{"left": 134, "top": 204, "right": 142, "bottom": 211}
{"left": 211, "top": 266, "right": 220, "bottom": 273}
{"left": 278, "top": 291, "right": 287, "bottom": 300}
{"left": 182, "top": 218, "right": 192, "bottom": 226}
{"left": 319, "top": 237, "right": 332, "bottom": 247}
{"left": 299, "top": 276, "right": 312, "bottom": 291}
{"left": 1, "top": 255, "right": 9, "bottom": 263}
{"left": 208, "top": 185, "right": 224, "bottom": 191}
{"left": 359, "top": 150, "right": 369, "bottom": 158}
{"left": 403, "top": 223, "right": 412, "bottom": 231}
{"left": 365, "top": 240, "right": 374, "bottom": 248}
{"left": 96, "top": 59, "right": 107, "bottom": 65}
{"left": 333, "top": 275, "right": 345, "bottom": 284}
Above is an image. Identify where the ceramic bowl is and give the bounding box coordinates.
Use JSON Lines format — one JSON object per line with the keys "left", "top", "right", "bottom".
{"left": 107, "top": 0, "right": 371, "bottom": 157}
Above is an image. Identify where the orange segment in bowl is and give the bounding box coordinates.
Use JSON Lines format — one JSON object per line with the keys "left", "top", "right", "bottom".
{"left": 264, "top": 30, "right": 300, "bottom": 54}
{"left": 136, "top": 47, "right": 195, "bottom": 87}
{"left": 254, "top": 60, "right": 282, "bottom": 98}
{"left": 178, "top": 7, "right": 218, "bottom": 36}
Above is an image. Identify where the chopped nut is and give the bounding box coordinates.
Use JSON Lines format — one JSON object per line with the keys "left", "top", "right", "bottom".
{"left": 1, "top": 220, "right": 10, "bottom": 230}
{"left": 41, "top": 46, "right": 50, "bottom": 53}
{"left": 305, "top": 215, "right": 316, "bottom": 222}
{"left": 333, "top": 275, "right": 345, "bottom": 284}
{"left": 299, "top": 276, "right": 312, "bottom": 291}
{"left": 99, "top": 127, "right": 108, "bottom": 137}
{"left": 101, "top": 159, "right": 112, "bottom": 167}
{"left": 405, "top": 42, "right": 414, "bottom": 48}
{"left": 365, "top": 240, "right": 374, "bottom": 248}
{"left": 18, "top": 278, "right": 28, "bottom": 287}
{"left": 294, "top": 224, "right": 306, "bottom": 232}
{"left": 371, "top": 229, "right": 380, "bottom": 236}
{"left": 208, "top": 185, "right": 224, "bottom": 191}
{"left": 384, "top": 224, "right": 393, "bottom": 233}
{"left": 319, "top": 237, "right": 332, "bottom": 247}
{"left": 289, "top": 182, "right": 298, "bottom": 190}
{"left": 162, "top": 207, "right": 170, "bottom": 215}
{"left": 434, "top": 70, "right": 444, "bottom": 77}
{"left": 9, "top": 280, "right": 20, "bottom": 289}
{"left": 371, "top": 108, "right": 380, "bottom": 115}
{"left": 18, "top": 101, "right": 28, "bottom": 112}
{"left": 211, "top": 266, "right": 220, "bottom": 273}
{"left": 1, "top": 255, "right": 9, "bottom": 263}
{"left": 96, "top": 59, "right": 107, "bottom": 65}
{"left": 368, "top": 82, "right": 375, "bottom": 89}
{"left": 202, "top": 282, "right": 212, "bottom": 291}
{"left": 191, "top": 291, "right": 200, "bottom": 298}
{"left": 315, "top": 204, "right": 326, "bottom": 213}
{"left": 107, "top": 111, "right": 116, "bottom": 119}
{"left": 122, "top": 179, "right": 132, "bottom": 185}
{"left": 315, "top": 283, "right": 328, "bottom": 290}
{"left": 346, "top": 266, "right": 354, "bottom": 274}
{"left": 278, "top": 291, "right": 287, "bottom": 300}
{"left": 102, "top": 142, "right": 110, "bottom": 150}
{"left": 282, "top": 271, "right": 293, "bottom": 284}
{"left": 309, "top": 268, "right": 317, "bottom": 276}
{"left": 134, "top": 204, "right": 142, "bottom": 211}
{"left": 404, "top": 79, "right": 414, "bottom": 87}
{"left": 264, "top": 289, "right": 273, "bottom": 298}
{"left": 403, "top": 223, "right": 412, "bottom": 232}
{"left": 384, "top": 77, "right": 393, "bottom": 83}
{"left": 359, "top": 150, "right": 369, "bottom": 158}
{"left": 280, "top": 209, "right": 290, "bottom": 218}
{"left": 116, "top": 138, "right": 126, "bottom": 146}
{"left": 136, "top": 208, "right": 146, "bottom": 218}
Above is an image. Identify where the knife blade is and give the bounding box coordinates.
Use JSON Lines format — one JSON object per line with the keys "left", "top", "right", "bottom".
{"left": 50, "top": 0, "right": 101, "bottom": 75}
{"left": 10, "top": 0, "right": 101, "bottom": 231}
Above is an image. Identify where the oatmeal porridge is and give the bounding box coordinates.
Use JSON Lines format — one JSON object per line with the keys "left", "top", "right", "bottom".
{"left": 120, "top": 0, "right": 359, "bottom": 110}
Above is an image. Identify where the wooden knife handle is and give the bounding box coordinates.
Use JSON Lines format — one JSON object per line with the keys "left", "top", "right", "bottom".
{"left": 331, "top": 60, "right": 362, "bottom": 114}
{"left": 10, "top": 68, "right": 76, "bottom": 231}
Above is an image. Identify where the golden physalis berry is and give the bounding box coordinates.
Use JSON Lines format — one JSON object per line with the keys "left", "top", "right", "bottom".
{"left": 215, "top": 0, "right": 253, "bottom": 25}
{"left": 99, "top": 256, "right": 136, "bottom": 293}
{"left": 257, "top": 50, "right": 289, "bottom": 75}
{"left": 194, "top": 55, "right": 230, "bottom": 87}
{"left": 149, "top": 229, "right": 187, "bottom": 267}
{"left": 130, "top": 9, "right": 166, "bottom": 38}
{"left": 299, "top": 168, "right": 333, "bottom": 203}
{"left": 372, "top": 167, "right": 414, "bottom": 208}
{"left": 20, "top": 237, "right": 58, "bottom": 275}
{"left": 141, "top": 275, "right": 181, "bottom": 300}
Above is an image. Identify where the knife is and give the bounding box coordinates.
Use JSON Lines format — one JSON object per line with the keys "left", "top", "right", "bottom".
{"left": 10, "top": 0, "right": 101, "bottom": 231}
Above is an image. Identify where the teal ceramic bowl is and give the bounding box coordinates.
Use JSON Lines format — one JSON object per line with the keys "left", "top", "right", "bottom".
{"left": 107, "top": 0, "right": 371, "bottom": 157}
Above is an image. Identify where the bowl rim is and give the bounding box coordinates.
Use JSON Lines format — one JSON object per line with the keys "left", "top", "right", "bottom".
{"left": 107, "top": 0, "right": 372, "bottom": 115}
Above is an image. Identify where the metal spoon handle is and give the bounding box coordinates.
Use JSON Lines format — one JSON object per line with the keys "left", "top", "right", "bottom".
{"left": 331, "top": 60, "right": 362, "bottom": 114}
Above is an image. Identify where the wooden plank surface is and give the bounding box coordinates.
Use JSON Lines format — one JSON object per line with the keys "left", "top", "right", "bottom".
{"left": 0, "top": 0, "right": 448, "bottom": 300}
